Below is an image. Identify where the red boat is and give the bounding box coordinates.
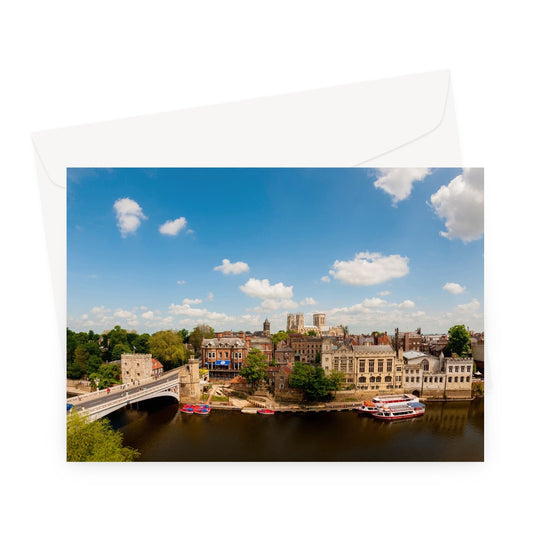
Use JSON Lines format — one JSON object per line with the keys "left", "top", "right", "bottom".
{"left": 193, "top": 404, "right": 211, "bottom": 415}
{"left": 180, "top": 404, "right": 194, "bottom": 414}
{"left": 257, "top": 409, "right": 275, "bottom": 415}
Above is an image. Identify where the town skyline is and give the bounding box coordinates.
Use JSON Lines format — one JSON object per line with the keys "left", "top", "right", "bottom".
{"left": 67, "top": 167, "right": 484, "bottom": 335}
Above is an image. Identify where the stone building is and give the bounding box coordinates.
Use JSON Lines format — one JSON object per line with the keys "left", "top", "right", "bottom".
{"left": 313, "top": 313, "right": 326, "bottom": 330}
{"left": 201, "top": 336, "right": 248, "bottom": 380}
{"left": 250, "top": 335, "right": 274, "bottom": 363}
{"left": 273, "top": 340, "right": 296, "bottom": 365}
{"left": 403, "top": 350, "right": 473, "bottom": 399}
{"left": 321, "top": 339, "right": 404, "bottom": 391}
{"left": 287, "top": 333, "right": 322, "bottom": 364}
{"left": 121, "top": 353, "right": 153, "bottom": 384}
{"left": 262, "top": 317, "right": 271, "bottom": 337}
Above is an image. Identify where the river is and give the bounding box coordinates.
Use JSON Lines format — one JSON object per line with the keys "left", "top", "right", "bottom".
{"left": 107, "top": 397, "right": 484, "bottom": 461}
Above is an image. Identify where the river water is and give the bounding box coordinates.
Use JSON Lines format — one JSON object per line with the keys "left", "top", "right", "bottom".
{"left": 107, "top": 398, "right": 484, "bottom": 461}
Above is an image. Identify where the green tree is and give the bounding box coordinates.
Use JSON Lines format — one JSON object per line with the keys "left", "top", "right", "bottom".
{"left": 67, "top": 410, "right": 140, "bottom": 462}
{"left": 86, "top": 353, "right": 103, "bottom": 375}
{"left": 446, "top": 325, "right": 471, "bottom": 357}
{"left": 149, "top": 330, "right": 188, "bottom": 370}
{"left": 289, "top": 362, "right": 340, "bottom": 402}
{"left": 178, "top": 329, "right": 190, "bottom": 343}
{"left": 112, "top": 342, "right": 131, "bottom": 360}
{"left": 73, "top": 345, "right": 90, "bottom": 374}
{"left": 306, "top": 330, "right": 317, "bottom": 336}
{"left": 89, "top": 363, "right": 121, "bottom": 389}
{"left": 189, "top": 324, "right": 215, "bottom": 355}
{"left": 271, "top": 330, "right": 288, "bottom": 347}
{"left": 240, "top": 348, "right": 268, "bottom": 390}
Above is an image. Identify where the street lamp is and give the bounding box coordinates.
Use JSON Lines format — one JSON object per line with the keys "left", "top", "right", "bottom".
{"left": 95, "top": 377, "right": 100, "bottom": 392}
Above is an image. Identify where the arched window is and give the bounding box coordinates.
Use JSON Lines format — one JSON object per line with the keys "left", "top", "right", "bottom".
{"left": 422, "top": 359, "right": 429, "bottom": 371}
{"left": 385, "top": 376, "right": 392, "bottom": 382}
{"left": 358, "top": 376, "right": 366, "bottom": 383}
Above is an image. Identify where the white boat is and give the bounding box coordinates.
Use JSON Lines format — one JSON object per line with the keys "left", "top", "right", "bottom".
{"left": 372, "top": 402, "right": 425, "bottom": 421}
{"left": 356, "top": 393, "right": 418, "bottom": 415}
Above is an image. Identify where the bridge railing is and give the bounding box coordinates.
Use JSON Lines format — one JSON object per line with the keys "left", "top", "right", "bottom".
{"left": 71, "top": 377, "right": 181, "bottom": 418}
{"left": 68, "top": 365, "right": 186, "bottom": 404}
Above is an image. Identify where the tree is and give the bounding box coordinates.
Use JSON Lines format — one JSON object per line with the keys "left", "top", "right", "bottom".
{"left": 306, "top": 330, "right": 317, "bottom": 336}
{"left": 148, "top": 330, "right": 188, "bottom": 370}
{"left": 189, "top": 324, "right": 215, "bottom": 355}
{"left": 289, "top": 362, "right": 336, "bottom": 402}
{"left": 86, "top": 353, "right": 103, "bottom": 375}
{"left": 240, "top": 348, "right": 268, "bottom": 390}
{"left": 67, "top": 410, "right": 140, "bottom": 461}
{"left": 112, "top": 342, "right": 131, "bottom": 360}
{"left": 178, "top": 329, "right": 190, "bottom": 343}
{"left": 446, "top": 324, "right": 471, "bottom": 357}
{"left": 89, "top": 363, "right": 121, "bottom": 389}
{"left": 271, "top": 330, "right": 288, "bottom": 347}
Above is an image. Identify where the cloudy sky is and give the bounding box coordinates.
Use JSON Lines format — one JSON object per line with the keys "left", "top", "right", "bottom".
{"left": 67, "top": 167, "right": 484, "bottom": 335}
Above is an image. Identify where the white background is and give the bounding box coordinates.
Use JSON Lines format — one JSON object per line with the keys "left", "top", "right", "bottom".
{"left": 1, "top": 1, "right": 530, "bottom": 531}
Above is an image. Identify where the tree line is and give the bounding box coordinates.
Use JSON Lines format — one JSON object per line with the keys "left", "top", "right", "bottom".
{"left": 67, "top": 324, "right": 215, "bottom": 388}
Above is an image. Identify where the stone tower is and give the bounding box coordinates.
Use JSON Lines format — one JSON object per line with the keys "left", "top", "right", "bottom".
{"left": 313, "top": 313, "right": 326, "bottom": 330}
{"left": 263, "top": 317, "right": 271, "bottom": 336}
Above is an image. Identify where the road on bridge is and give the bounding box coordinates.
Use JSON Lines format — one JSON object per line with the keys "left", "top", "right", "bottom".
{"left": 69, "top": 370, "right": 182, "bottom": 411}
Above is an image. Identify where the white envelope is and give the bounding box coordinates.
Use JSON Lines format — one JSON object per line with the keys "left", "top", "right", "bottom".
{"left": 32, "top": 69, "right": 461, "bottom": 347}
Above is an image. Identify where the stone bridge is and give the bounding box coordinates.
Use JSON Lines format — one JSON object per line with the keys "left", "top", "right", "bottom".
{"left": 68, "top": 359, "right": 201, "bottom": 421}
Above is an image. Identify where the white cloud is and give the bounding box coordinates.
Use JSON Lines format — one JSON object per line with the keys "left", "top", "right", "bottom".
{"left": 398, "top": 299, "right": 416, "bottom": 309}
{"left": 300, "top": 297, "right": 317, "bottom": 306}
{"left": 168, "top": 303, "right": 233, "bottom": 323}
{"left": 362, "top": 297, "right": 388, "bottom": 308}
{"left": 455, "top": 298, "right": 481, "bottom": 314}
{"left": 443, "top": 282, "right": 466, "bottom": 294}
{"left": 320, "top": 276, "right": 331, "bottom": 283}
{"left": 91, "top": 305, "right": 110, "bottom": 315}
{"left": 176, "top": 280, "right": 186, "bottom": 285}
{"left": 240, "top": 278, "right": 293, "bottom": 300}
{"left": 214, "top": 259, "right": 250, "bottom": 275}
{"left": 429, "top": 168, "right": 484, "bottom": 242}
{"left": 141, "top": 310, "right": 155, "bottom": 320}
{"left": 114, "top": 309, "right": 137, "bottom": 320}
{"left": 240, "top": 278, "right": 297, "bottom": 311}
{"left": 113, "top": 198, "right": 147, "bottom": 237}
{"left": 183, "top": 298, "right": 202, "bottom": 305}
{"left": 329, "top": 252, "right": 409, "bottom": 286}
{"left": 159, "top": 217, "right": 188, "bottom": 236}
{"left": 374, "top": 168, "right": 431, "bottom": 203}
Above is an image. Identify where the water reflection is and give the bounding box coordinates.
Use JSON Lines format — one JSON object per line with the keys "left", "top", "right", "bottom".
{"left": 108, "top": 398, "right": 484, "bottom": 462}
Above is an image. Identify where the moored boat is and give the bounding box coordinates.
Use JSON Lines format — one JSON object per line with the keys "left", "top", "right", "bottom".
{"left": 372, "top": 401, "right": 425, "bottom": 421}
{"left": 180, "top": 404, "right": 194, "bottom": 414}
{"left": 257, "top": 408, "right": 275, "bottom": 415}
{"left": 372, "top": 393, "right": 418, "bottom": 407}
{"left": 193, "top": 404, "right": 211, "bottom": 415}
{"left": 356, "top": 400, "right": 379, "bottom": 415}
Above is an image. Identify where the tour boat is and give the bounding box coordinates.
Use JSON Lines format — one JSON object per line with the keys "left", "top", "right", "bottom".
{"left": 372, "top": 402, "right": 425, "bottom": 421}
{"left": 193, "top": 404, "right": 211, "bottom": 415}
{"left": 357, "top": 394, "right": 418, "bottom": 415}
{"left": 371, "top": 393, "right": 419, "bottom": 406}
{"left": 180, "top": 404, "right": 194, "bottom": 414}
{"left": 257, "top": 408, "right": 275, "bottom": 415}
{"left": 356, "top": 400, "right": 379, "bottom": 415}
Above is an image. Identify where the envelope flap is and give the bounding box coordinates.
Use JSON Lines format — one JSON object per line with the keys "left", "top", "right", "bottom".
{"left": 33, "top": 70, "right": 452, "bottom": 188}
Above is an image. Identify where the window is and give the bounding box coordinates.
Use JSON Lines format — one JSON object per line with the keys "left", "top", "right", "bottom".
{"left": 424, "top": 377, "right": 428, "bottom": 383}
{"left": 359, "top": 376, "right": 366, "bottom": 383}
{"left": 448, "top": 377, "right": 452, "bottom": 382}
{"left": 460, "top": 376, "right": 464, "bottom": 382}
{"left": 368, "top": 360, "right": 375, "bottom": 372}
{"left": 466, "top": 376, "right": 470, "bottom": 382}
{"left": 387, "top": 359, "right": 392, "bottom": 372}
{"left": 454, "top": 376, "right": 458, "bottom": 382}
{"left": 461, "top": 366, "right": 465, "bottom": 372}
{"left": 359, "top": 360, "right": 365, "bottom": 372}
{"left": 422, "top": 359, "right": 429, "bottom": 371}
{"left": 378, "top": 359, "right": 383, "bottom": 372}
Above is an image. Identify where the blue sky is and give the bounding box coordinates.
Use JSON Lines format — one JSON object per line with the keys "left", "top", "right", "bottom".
{"left": 67, "top": 167, "right": 484, "bottom": 335}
